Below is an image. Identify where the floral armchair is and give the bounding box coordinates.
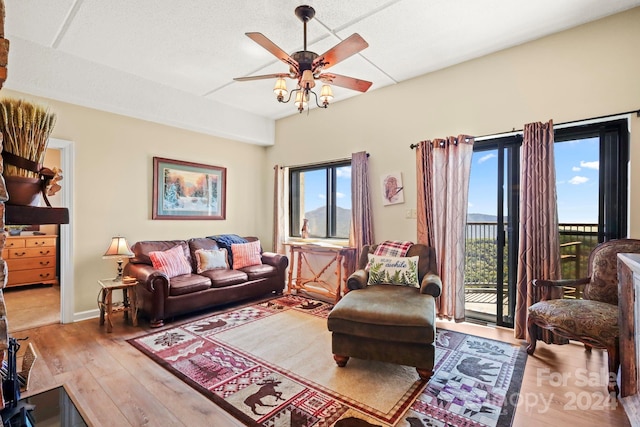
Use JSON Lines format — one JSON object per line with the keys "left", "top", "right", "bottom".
{"left": 527, "top": 238, "right": 640, "bottom": 394}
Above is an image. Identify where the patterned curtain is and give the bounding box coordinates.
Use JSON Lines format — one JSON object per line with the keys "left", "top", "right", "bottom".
{"left": 349, "top": 151, "right": 374, "bottom": 257}
{"left": 514, "top": 120, "right": 564, "bottom": 343}
{"left": 272, "top": 165, "right": 289, "bottom": 255}
{"left": 416, "top": 136, "right": 474, "bottom": 321}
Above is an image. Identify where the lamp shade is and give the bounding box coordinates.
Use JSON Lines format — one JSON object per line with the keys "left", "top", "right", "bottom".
{"left": 294, "top": 91, "right": 309, "bottom": 109}
{"left": 273, "top": 77, "right": 288, "bottom": 98}
{"left": 103, "top": 236, "right": 134, "bottom": 259}
{"left": 300, "top": 70, "right": 315, "bottom": 89}
{"left": 320, "top": 84, "right": 334, "bottom": 104}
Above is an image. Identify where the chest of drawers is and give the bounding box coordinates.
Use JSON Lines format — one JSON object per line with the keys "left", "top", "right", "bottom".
{"left": 3, "top": 235, "right": 58, "bottom": 287}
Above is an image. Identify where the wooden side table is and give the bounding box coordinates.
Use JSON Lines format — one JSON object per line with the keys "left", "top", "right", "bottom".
{"left": 285, "top": 243, "right": 357, "bottom": 303}
{"left": 97, "top": 278, "right": 138, "bottom": 333}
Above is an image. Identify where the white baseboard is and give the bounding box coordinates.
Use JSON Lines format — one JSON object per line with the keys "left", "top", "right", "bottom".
{"left": 73, "top": 308, "right": 100, "bottom": 323}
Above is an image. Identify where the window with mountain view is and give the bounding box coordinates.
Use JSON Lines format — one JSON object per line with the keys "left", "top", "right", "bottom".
{"left": 289, "top": 162, "right": 351, "bottom": 239}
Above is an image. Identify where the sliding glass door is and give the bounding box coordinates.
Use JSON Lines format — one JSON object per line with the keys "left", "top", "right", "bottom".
{"left": 465, "top": 135, "right": 520, "bottom": 327}
{"left": 464, "top": 119, "right": 628, "bottom": 326}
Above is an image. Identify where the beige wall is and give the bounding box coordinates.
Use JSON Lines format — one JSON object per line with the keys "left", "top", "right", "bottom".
{"left": 1, "top": 89, "right": 268, "bottom": 313}
{"left": 266, "top": 7, "right": 640, "bottom": 247}
{"left": 2, "top": 7, "right": 639, "bottom": 318}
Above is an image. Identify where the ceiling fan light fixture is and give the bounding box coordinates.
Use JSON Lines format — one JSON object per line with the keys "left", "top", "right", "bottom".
{"left": 320, "top": 84, "right": 333, "bottom": 106}
{"left": 234, "top": 5, "right": 372, "bottom": 114}
{"left": 300, "top": 69, "right": 315, "bottom": 89}
{"left": 294, "top": 90, "right": 309, "bottom": 112}
{"left": 273, "top": 77, "right": 288, "bottom": 102}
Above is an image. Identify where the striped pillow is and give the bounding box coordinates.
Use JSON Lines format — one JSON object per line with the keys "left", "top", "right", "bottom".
{"left": 149, "top": 245, "right": 192, "bottom": 278}
{"left": 231, "top": 240, "right": 262, "bottom": 270}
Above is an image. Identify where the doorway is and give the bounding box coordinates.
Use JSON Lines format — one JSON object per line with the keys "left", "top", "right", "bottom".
{"left": 3, "top": 138, "right": 74, "bottom": 331}
{"left": 464, "top": 118, "right": 629, "bottom": 326}
{"left": 465, "top": 135, "right": 520, "bottom": 327}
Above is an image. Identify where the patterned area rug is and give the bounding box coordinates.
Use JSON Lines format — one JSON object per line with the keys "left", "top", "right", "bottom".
{"left": 128, "top": 295, "right": 526, "bottom": 427}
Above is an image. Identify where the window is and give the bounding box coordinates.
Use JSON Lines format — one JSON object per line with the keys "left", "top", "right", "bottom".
{"left": 289, "top": 161, "right": 351, "bottom": 239}
{"left": 464, "top": 118, "right": 629, "bottom": 327}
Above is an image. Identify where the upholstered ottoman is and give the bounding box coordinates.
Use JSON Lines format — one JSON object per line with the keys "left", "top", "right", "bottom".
{"left": 327, "top": 285, "right": 436, "bottom": 381}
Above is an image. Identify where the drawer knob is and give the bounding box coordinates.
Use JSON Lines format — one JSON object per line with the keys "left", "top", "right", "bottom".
{"left": 14, "top": 252, "right": 26, "bottom": 257}
{"left": 40, "top": 261, "right": 50, "bottom": 266}
{"left": 40, "top": 251, "right": 50, "bottom": 256}
{"left": 40, "top": 273, "right": 50, "bottom": 278}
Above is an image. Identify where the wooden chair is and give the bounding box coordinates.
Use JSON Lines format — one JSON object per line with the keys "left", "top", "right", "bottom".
{"left": 1, "top": 342, "right": 38, "bottom": 392}
{"left": 527, "top": 238, "right": 640, "bottom": 394}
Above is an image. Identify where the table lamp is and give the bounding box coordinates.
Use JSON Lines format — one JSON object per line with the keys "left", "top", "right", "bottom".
{"left": 103, "top": 236, "right": 134, "bottom": 281}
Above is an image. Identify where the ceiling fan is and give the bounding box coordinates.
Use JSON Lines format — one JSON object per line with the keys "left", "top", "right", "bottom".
{"left": 234, "top": 5, "right": 372, "bottom": 112}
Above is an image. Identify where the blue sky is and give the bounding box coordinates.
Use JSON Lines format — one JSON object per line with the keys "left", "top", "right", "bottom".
{"left": 468, "top": 137, "right": 599, "bottom": 223}
{"left": 303, "top": 166, "right": 352, "bottom": 212}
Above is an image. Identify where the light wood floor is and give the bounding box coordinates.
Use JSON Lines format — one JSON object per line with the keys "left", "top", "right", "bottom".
{"left": 7, "top": 301, "right": 631, "bottom": 427}
{"left": 3, "top": 284, "right": 60, "bottom": 333}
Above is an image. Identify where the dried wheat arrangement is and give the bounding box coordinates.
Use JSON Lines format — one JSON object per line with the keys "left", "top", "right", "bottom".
{"left": 0, "top": 97, "right": 56, "bottom": 177}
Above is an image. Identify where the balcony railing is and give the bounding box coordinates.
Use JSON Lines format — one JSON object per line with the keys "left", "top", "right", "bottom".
{"left": 464, "top": 222, "right": 598, "bottom": 313}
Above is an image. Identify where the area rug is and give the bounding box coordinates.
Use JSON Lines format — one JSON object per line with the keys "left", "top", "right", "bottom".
{"left": 128, "top": 295, "right": 526, "bottom": 427}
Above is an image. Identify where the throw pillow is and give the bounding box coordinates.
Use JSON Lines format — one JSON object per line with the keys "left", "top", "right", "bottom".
{"left": 194, "top": 248, "right": 229, "bottom": 273}
{"left": 373, "top": 240, "right": 413, "bottom": 257}
{"left": 366, "top": 253, "right": 419, "bottom": 287}
{"left": 210, "top": 234, "right": 248, "bottom": 251}
{"left": 149, "top": 245, "right": 192, "bottom": 278}
{"left": 209, "top": 234, "right": 249, "bottom": 267}
{"left": 231, "top": 240, "right": 262, "bottom": 270}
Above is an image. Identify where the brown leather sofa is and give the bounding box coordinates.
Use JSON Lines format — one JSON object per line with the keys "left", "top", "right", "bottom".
{"left": 123, "top": 236, "right": 288, "bottom": 327}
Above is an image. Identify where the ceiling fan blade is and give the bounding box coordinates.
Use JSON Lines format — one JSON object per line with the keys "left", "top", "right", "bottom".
{"left": 246, "top": 32, "right": 298, "bottom": 71}
{"left": 234, "top": 73, "right": 289, "bottom": 82}
{"left": 313, "top": 33, "right": 369, "bottom": 71}
{"left": 319, "top": 73, "right": 372, "bottom": 92}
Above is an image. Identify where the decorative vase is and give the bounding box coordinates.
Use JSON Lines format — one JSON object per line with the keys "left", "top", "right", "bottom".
{"left": 4, "top": 175, "right": 41, "bottom": 206}
{"left": 301, "top": 219, "right": 310, "bottom": 239}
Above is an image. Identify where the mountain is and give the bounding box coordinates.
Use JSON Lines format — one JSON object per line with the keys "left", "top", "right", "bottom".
{"left": 303, "top": 206, "right": 351, "bottom": 238}
{"left": 467, "top": 213, "right": 498, "bottom": 223}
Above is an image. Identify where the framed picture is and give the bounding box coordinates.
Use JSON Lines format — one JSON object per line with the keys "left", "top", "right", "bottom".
{"left": 152, "top": 157, "right": 226, "bottom": 220}
{"left": 381, "top": 171, "right": 404, "bottom": 206}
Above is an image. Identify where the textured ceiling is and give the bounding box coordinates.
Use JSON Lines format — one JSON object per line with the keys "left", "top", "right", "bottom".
{"left": 3, "top": 0, "right": 640, "bottom": 145}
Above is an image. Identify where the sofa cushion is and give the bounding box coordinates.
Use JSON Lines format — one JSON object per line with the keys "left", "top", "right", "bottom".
{"left": 366, "top": 254, "right": 419, "bottom": 287}
{"left": 199, "top": 269, "right": 248, "bottom": 288}
{"left": 188, "top": 238, "right": 220, "bottom": 271}
{"left": 232, "top": 240, "right": 262, "bottom": 270}
{"left": 208, "top": 234, "right": 248, "bottom": 267}
{"left": 149, "top": 245, "right": 193, "bottom": 278}
{"left": 194, "top": 248, "right": 229, "bottom": 273}
{"left": 130, "top": 240, "right": 189, "bottom": 265}
{"left": 168, "top": 274, "right": 211, "bottom": 296}
{"left": 240, "top": 263, "right": 277, "bottom": 280}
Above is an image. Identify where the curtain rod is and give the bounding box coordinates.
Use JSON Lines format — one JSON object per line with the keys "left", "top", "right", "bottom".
{"left": 408, "top": 108, "right": 640, "bottom": 149}
{"left": 277, "top": 153, "right": 369, "bottom": 169}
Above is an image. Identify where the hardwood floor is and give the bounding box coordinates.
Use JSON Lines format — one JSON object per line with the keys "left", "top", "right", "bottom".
{"left": 7, "top": 305, "right": 631, "bottom": 427}
{"left": 3, "top": 284, "right": 60, "bottom": 333}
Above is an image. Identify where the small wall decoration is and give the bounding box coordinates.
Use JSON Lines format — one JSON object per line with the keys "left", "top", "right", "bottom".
{"left": 152, "top": 157, "right": 226, "bottom": 220}
{"left": 381, "top": 171, "right": 404, "bottom": 206}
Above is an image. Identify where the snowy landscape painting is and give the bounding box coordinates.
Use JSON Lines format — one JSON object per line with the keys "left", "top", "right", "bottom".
{"left": 152, "top": 157, "right": 226, "bottom": 220}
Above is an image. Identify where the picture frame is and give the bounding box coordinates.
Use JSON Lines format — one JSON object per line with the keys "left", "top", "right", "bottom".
{"left": 152, "top": 157, "right": 226, "bottom": 220}
{"left": 381, "top": 171, "right": 404, "bottom": 206}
